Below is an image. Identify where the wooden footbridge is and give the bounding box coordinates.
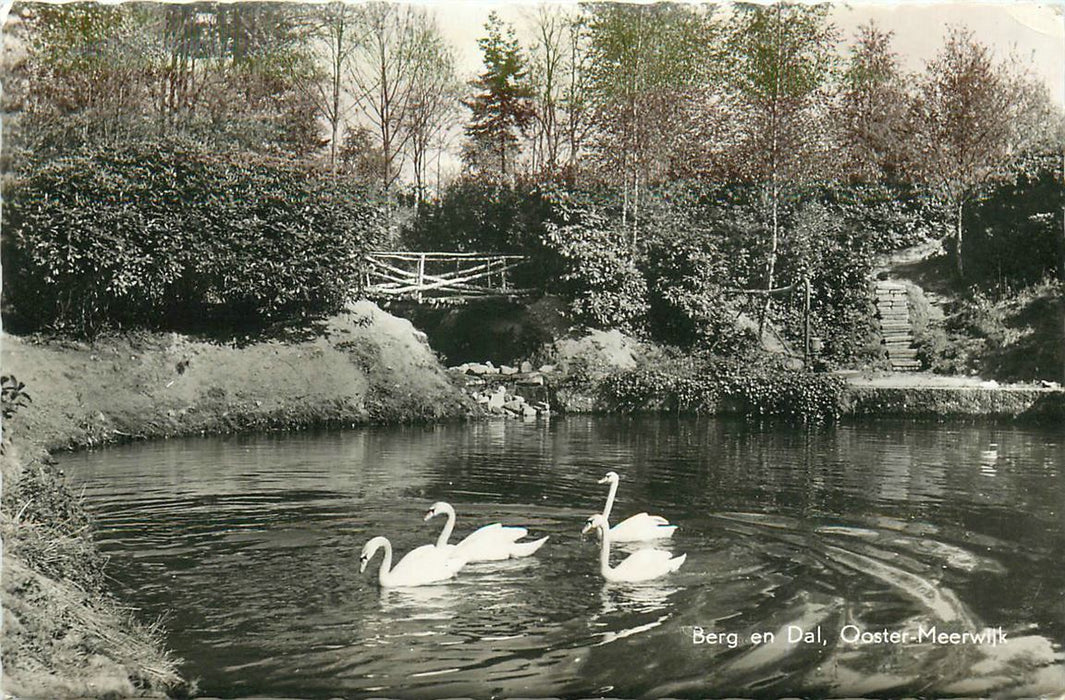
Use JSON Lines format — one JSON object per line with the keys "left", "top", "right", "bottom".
{"left": 362, "top": 252, "right": 529, "bottom": 303}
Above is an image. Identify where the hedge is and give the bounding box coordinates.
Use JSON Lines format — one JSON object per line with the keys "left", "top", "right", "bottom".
{"left": 2, "top": 140, "right": 385, "bottom": 336}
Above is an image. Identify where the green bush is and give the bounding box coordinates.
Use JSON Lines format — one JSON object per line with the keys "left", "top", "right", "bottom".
{"left": 3, "top": 140, "right": 385, "bottom": 336}
{"left": 404, "top": 181, "right": 647, "bottom": 331}
{"left": 639, "top": 187, "right": 752, "bottom": 352}
{"left": 963, "top": 164, "right": 1063, "bottom": 288}
{"left": 599, "top": 354, "right": 846, "bottom": 421}
{"left": 777, "top": 200, "right": 880, "bottom": 363}
{"left": 538, "top": 189, "right": 648, "bottom": 331}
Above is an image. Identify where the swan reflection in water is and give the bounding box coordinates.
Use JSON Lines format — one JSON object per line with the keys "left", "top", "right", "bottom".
{"left": 592, "top": 582, "right": 681, "bottom": 646}
{"left": 377, "top": 583, "right": 458, "bottom": 622}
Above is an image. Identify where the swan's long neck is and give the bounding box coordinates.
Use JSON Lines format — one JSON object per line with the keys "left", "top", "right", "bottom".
{"left": 377, "top": 539, "right": 394, "bottom": 586}
{"left": 602, "top": 478, "right": 618, "bottom": 521}
{"left": 598, "top": 523, "right": 612, "bottom": 578}
{"left": 435, "top": 505, "right": 456, "bottom": 548}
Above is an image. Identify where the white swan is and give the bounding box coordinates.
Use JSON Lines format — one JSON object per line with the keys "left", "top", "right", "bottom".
{"left": 598, "top": 471, "right": 677, "bottom": 542}
{"left": 582, "top": 514, "right": 686, "bottom": 583}
{"left": 425, "top": 501, "right": 549, "bottom": 562}
{"left": 360, "top": 536, "right": 467, "bottom": 588}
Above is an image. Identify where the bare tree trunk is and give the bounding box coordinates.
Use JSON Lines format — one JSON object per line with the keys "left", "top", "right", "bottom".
{"left": 955, "top": 199, "right": 966, "bottom": 279}
{"left": 759, "top": 183, "right": 780, "bottom": 338}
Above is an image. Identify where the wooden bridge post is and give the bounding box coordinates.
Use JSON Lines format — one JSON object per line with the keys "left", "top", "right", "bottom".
{"left": 415, "top": 253, "right": 426, "bottom": 303}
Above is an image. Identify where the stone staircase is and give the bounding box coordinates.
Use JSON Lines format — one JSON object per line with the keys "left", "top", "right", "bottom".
{"left": 875, "top": 281, "right": 921, "bottom": 371}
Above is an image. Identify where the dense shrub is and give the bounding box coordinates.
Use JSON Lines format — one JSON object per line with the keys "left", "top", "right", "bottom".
{"left": 776, "top": 200, "right": 880, "bottom": 363}
{"left": 929, "top": 278, "right": 1064, "bottom": 381}
{"left": 537, "top": 189, "right": 648, "bottom": 331}
{"left": 823, "top": 183, "right": 948, "bottom": 252}
{"left": 963, "top": 165, "right": 1063, "bottom": 288}
{"left": 404, "top": 180, "right": 646, "bottom": 331}
{"left": 401, "top": 177, "right": 552, "bottom": 255}
{"left": 2, "top": 140, "right": 385, "bottom": 336}
{"left": 599, "top": 354, "right": 846, "bottom": 422}
{"left": 640, "top": 187, "right": 756, "bottom": 353}
{"left": 405, "top": 179, "right": 885, "bottom": 360}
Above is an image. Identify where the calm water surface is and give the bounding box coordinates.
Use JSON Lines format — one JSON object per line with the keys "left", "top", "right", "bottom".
{"left": 65, "top": 416, "right": 1065, "bottom": 698}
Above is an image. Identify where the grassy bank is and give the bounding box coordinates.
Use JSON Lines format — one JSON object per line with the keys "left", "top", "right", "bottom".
{"left": 2, "top": 438, "right": 185, "bottom": 698}
{"left": 1, "top": 300, "right": 474, "bottom": 697}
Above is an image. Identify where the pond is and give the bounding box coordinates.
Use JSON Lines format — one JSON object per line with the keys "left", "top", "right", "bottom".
{"left": 65, "top": 416, "right": 1064, "bottom": 698}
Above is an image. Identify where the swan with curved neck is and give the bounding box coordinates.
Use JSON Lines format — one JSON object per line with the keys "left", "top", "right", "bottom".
{"left": 598, "top": 471, "right": 677, "bottom": 542}
{"left": 581, "top": 514, "right": 686, "bottom": 583}
{"left": 359, "top": 535, "right": 466, "bottom": 587}
{"left": 425, "top": 501, "right": 549, "bottom": 562}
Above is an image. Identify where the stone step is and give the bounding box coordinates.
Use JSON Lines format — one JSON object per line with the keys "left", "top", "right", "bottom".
{"left": 884, "top": 338, "right": 914, "bottom": 346}
{"left": 887, "top": 350, "right": 919, "bottom": 359}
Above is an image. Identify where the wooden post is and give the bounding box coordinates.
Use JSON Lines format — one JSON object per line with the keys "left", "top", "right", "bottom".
{"left": 501, "top": 257, "right": 509, "bottom": 292}
{"left": 416, "top": 253, "right": 425, "bottom": 302}
{"left": 803, "top": 276, "right": 811, "bottom": 366}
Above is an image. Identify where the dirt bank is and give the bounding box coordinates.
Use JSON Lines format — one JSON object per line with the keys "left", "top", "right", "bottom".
{"left": 2, "top": 300, "right": 474, "bottom": 451}
{"left": 1, "top": 300, "right": 474, "bottom": 697}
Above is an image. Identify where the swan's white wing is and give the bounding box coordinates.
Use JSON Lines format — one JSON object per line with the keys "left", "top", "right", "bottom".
{"left": 458, "top": 523, "right": 528, "bottom": 550}
{"left": 625, "top": 512, "right": 671, "bottom": 527}
{"left": 610, "top": 548, "right": 685, "bottom": 583}
{"left": 386, "top": 544, "right": 465, "bottom": 586}
{"left": 509, "top": 535, "right": 549, "bottom": 558}
{"left": 463, "top": 523, "right": 528, "bottom": 544}
{"left": 454, "top": 527, "right": 543, "bottom": 562}
{"left": 611, "top": 513, "right": 676, "bottom": 542}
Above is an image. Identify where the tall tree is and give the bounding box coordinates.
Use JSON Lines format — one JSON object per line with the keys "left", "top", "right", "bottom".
{"left": 907, "top": 28, "right": 1059, "bottom": 277}
{"left": 347, "top": 3, "right": 447, "bottom": 191}
{"left": 526, "top": 8, "right": 594, "bottom": 179}
{"left": 585, "top": 3, "right": 717, "bottom": 241}
{"left": 13, "top": 3, "right": 320, "bottom": 158}
{"left": 405, "top": 29, "right": 460, "bottom": 202}
{"left": 719, "top": 2, "right": 839, "bottom": 332}
{"left": 463, "top": 12, "right": 535, "bottom": 179}
{"left": 838, "top": 22, "right": 911, "bottom": 182}
{"left": 304, "top": 2, "right": 362, "bottom": 173}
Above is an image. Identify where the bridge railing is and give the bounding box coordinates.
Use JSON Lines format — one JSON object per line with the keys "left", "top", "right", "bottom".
{"left": 363, "top": 252, "right": 530, "bottom": 302}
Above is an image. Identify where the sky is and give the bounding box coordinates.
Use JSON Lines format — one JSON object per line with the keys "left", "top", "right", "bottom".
{"left": 429, "top": 1, "right": 1065, "bottom": 106}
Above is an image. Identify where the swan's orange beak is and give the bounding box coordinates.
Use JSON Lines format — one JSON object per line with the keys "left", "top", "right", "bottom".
{"left": 359, "top": 554, "right": 369, "bottom": 573}
{"left": 580, "top": 522, "right": 595, "bottom": 537}
{"left": 423, "top": 509, "right": 436, "bottom": 522}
